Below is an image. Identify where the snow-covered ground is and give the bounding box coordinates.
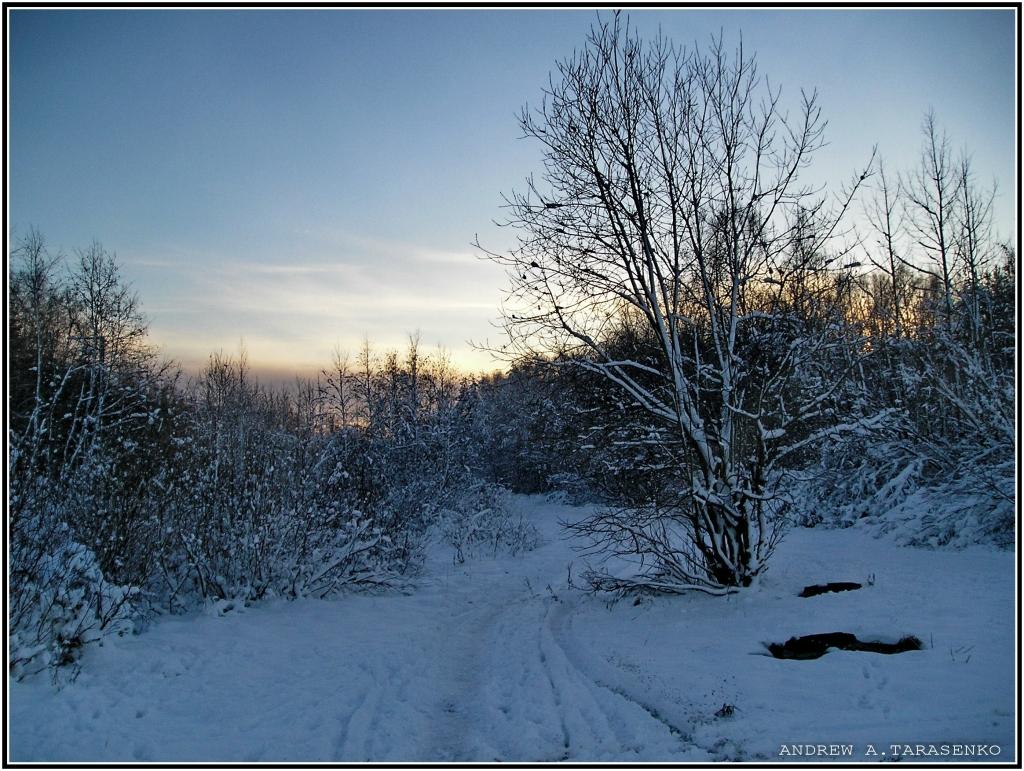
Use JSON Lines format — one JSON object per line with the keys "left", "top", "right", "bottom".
{"left": 8, "top": 495, "right": 1016, "bottom": 763}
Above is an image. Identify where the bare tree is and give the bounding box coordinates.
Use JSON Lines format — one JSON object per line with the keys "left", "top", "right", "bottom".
{"left": 863, "top": 156, "right": 916, "bottom": 338}
{"left": 902, "top": 110, "right": 960, "bottom": 328}
{"left": 481, "top": 16, "right": 875, "bottom": 592}
{"left": 321, "top": 345, "right": 356, "bottom": 431}
{"left": 355, "top": 335, "right": 376, "bottom": 428}
{"left": 9, "top": 230, "right": 74, "bottom": 463}
{"left": 953, "top": 154, "right": 997, "bottom": 348}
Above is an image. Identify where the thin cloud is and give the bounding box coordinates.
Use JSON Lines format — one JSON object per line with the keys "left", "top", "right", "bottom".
{"left": 120, "top": 227, "right": 507, "bottom": 375}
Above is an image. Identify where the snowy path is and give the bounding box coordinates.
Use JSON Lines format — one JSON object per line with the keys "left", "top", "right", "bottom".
{"left": 9, "top": 496, "right": 1016, "bottom": 762}
{"left": 384, "top": 496, "right": 698, "bottom": 762}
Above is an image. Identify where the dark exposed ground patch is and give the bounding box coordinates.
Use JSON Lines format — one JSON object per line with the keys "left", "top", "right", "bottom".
{"left": 799, "top": 582, "right": 863, "bottom": 598}
{"left": 767, "top": 633, "right": 923, "bottom": 660}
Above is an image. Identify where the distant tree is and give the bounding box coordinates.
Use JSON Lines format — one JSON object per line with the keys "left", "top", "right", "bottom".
{"left": 952, "top": 154, "right": 997, "bottom": 349}
{"left": 321, "top": 345, "right": 356, "bottom": 432}
{"left": 902, "top": 110, "right": 960, "bottom": 329}
{"left": 863, "top": 156, "right": 917, "bottom": 339}
{"left": 8, "top": 229, "right": 69, "bottom": 447}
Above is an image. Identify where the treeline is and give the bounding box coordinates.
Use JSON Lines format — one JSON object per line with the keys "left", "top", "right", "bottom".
{"left": 490, "top": 233, "right": 1016, "bottom": 542}
{"left": 8, "top": 236, "right": 535, "bottom": 677}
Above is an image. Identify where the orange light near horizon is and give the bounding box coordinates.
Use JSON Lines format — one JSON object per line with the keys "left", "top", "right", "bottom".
{"left": 156, "top": 336, "right": 508, "bottom": 384}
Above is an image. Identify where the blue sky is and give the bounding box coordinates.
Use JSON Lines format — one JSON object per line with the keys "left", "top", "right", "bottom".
{"left": 8, "top": 9, "right": 1017, "bottom": 377}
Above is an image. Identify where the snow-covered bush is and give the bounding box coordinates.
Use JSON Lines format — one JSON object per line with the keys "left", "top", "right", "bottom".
{"left": 440, "top": 484, "right": 540, "bottom": 563}
{"left": 147, "top": 364, "right": 419, "bottom": 608}
{"left": 796, "top": 335, "right": 1014, "bottom": 549}
{"left": 801, "top": 432, "right": 1013, "bottom": 549}
{"left": 798, "top": 434, "right": 923, "bottom": 527}
{"left": 10, "top": 533, "right": 136, "bottom": 680}
{"left": 9, "top": 470, "right": 137, "bottom": 680}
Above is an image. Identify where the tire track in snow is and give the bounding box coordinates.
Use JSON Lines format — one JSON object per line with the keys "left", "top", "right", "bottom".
{"left": 463, "top": 579, "right": 693, "bottom": 761}
{"left": 423, "top": 592, "right": 523, "bottom": 761}
{"left": 331, "top": 683, "right": 367, "bottom": 760}
{"left": 326, "top": 498, "right": 701, "bottom": 762}
{"left": 544, "top": 594, "right": 693, "bottom": 755}
{"left": 476, "top": 594, "right": 571, "bottom": 761}
{"left": 538, "top": 600, "right": 640, "bottom": 757}
{"left": 534, "top": 606, "right": 572, "bottom": 761}
{"left": 332, "top": 665, "right": 383, "bottom": 761}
